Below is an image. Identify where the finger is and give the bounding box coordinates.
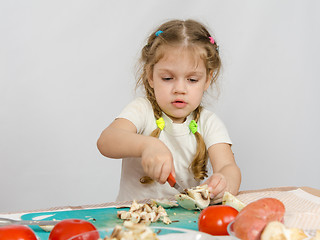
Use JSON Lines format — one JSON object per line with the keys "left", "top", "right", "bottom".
{"left": 202, "top": 179, "right": 214, "bottom": 198}
{"left": 207, "top": 185, "right": 214, "bottom": 199}
{"left": 212, "top": 197, "right": 223, "bottom": 204}
{"left": 152, "top": 162, "right": 162, "bottom": 183}
{"left": 171, "top": 168, "right": 176, "bottom": 179}
{"left": 212, "top": 180, "right": 226, "bottom": 196}
{"left": 214, "top": 190, "right": 225, "bottom": 200}
{"left": 141, "top": 157, "right": 151, "bottom": 176}
{"left": 159, "top": 160, "right": 172, "bottom": 184}
{"left": 208, "top": 177, "right": 222, "bottom": 199}
{"left": 210, "top": 175, "right": 221, "bottom": 189}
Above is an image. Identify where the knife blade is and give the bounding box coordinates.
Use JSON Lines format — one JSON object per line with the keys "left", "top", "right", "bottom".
{"left": 167, "top": 173, "right": 185, "bottom": 193}
{"left": 0, "top": 217, "right": 59, "bottom": 226}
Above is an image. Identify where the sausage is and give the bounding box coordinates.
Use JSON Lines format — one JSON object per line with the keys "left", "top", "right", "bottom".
{"left": 232, "top": 198, "right": 285, "bottom": 240}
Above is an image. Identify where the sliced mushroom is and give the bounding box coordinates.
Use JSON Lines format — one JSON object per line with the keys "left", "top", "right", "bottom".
{"left": 110, "top": 225, "right": 123, "bottom": 239}
{"left": 175, "top": 194, "right": 198, "bottom": 210}
{"left": 161, "top": 215, "right": 172, "bottom": 225}
{"left": 222, "top": 191, "right": 246, "bottom": 211}
{"left": 116, "top": 200, "right": 171, "bottom": 225}
{"left": 130, "top": 212, "right": 141, "bottom": 223}
{"left": 130, "top": 200, "right": 142, "bottom": 212}
{"left": 150, "top": 199, "right": 178, "bottom": 208}
{"left": 38, "top": 225, "right": 54, "bottom": 232}
{"left": 175, "top": 184, "right": 210, "bottom": 210}
{"left": 143, "top": 204, "right": 153, "bottom": 213}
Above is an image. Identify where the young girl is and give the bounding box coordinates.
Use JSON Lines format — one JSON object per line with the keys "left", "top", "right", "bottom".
{"left": 97, "top": 19, "right": 241, "bottom": 203}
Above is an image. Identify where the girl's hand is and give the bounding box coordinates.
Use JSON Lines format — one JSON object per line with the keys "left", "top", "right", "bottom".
{"left": 205, "top": 143, "right": 241, "bottom": 204}
{"left": 141, "top": 138, "right": 174, "bottom": 184}
{"left": 203, "top": 173, "right": 227, "bottom": 203}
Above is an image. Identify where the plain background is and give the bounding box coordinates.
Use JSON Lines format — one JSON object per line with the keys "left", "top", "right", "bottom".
{"left": 1, "top": 0, "right": 319, "bottom": 213}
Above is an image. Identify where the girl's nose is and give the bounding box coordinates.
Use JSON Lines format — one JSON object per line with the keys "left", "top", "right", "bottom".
{"left": 173, "top": 79, "right": 187, "bottom": 94}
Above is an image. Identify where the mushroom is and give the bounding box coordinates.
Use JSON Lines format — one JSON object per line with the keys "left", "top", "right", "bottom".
{"left": 106, "top": 222, "right": 159, "bottom": 240}
{"left": 130, "top": 212, "right": 141, "bottom": 224}
{"left": 175, "top": 194, "right": 198, "bottom": 210}
{"left": 222, "top": 191, "right": 246, "bottom": 211}
{"left": 38, "top": 225, "right": 54, "bottom": 232}
{"left": 150, "top": 199, "right": 178, "bottom": 208}
{"left": 109, "top": 225, "right": 123, "bottom": 239}
{"left": 116, "top": 200, "right": 171, "bottom": 225}
{"left": 175, "top": 184, "right": 210, "bottom": 210}
{"left": 261, "top": 221, "right": 308, "bottom": 240}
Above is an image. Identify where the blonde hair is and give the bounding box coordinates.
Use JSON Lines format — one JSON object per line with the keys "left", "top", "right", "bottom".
{"left": 137, "top": 19, "right": 221, "bottom": 184}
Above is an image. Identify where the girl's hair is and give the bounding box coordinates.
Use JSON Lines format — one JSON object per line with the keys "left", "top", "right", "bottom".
{"left": 137, "top": 19, "right": 221, "bottom": 184}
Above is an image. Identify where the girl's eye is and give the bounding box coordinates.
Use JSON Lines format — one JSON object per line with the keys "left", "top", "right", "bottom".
{"left": 188, "top": 78, "right": 198, "bottom": 82}
{"left": 162, "top": 77, "right": 173, "bottom": 81}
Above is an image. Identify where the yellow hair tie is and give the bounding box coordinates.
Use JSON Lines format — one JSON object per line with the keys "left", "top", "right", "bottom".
{"left": 156, "top": 117, "right": 165, "bottom": 130}
{"left": 189, "top": 120, "right": 198, "bottom": 134}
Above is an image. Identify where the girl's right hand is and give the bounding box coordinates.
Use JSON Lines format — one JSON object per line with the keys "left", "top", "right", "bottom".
{"left": 141, "top": 138, "right": 174, "bottom": 184}
{"left": 97, "top": 118, "right": 175, "bottom": 184}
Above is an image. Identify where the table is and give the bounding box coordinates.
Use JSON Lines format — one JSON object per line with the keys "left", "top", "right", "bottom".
{"left": 1, "top": 186, "right": 320, "bottom": 240}
{"left": 239, "top": 186, "right": 320, "bottom": 197}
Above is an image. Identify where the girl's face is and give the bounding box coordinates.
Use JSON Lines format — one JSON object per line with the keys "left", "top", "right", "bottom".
{"left": 149, "top": 45, "right": 211, "bottom": 123}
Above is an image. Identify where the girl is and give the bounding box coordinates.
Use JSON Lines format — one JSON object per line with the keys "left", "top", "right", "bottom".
{"left": 97, "top": 19, "right": 241, "bottom": 203}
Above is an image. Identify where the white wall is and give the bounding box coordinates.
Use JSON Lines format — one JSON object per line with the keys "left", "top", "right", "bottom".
{"left": 1, "top": 0, "right": 319, "bottom": 213}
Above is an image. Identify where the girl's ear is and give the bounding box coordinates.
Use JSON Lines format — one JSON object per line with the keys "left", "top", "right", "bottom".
{"left": 146, "top": 68, "right": 154, "bottom": 88}
{"left": 204, "top": 70, "right": 214, "bottom": 91}
{"left": 148, "top": 77, "right": 154, "bottom": 88}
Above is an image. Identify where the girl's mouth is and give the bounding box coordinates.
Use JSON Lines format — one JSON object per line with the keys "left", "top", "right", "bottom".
{"left": 172, "top": 100, "right": 187, "bottom": 108}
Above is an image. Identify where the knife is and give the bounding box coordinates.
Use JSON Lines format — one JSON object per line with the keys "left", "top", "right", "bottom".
{"left": 0, "top": 217, "right": 59, "bottom": 226}
{"left": 167, "top": 173, "right": 185, "bottom": 193}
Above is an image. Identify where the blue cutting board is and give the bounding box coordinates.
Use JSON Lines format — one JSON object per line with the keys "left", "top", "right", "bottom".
{"left": 21, "top": 206, "right": 200, "bottom": 239}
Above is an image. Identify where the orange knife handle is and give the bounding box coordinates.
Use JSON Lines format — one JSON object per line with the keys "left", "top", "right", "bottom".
{"left": 167, "top": 173, "right": 176, "bottom": 187}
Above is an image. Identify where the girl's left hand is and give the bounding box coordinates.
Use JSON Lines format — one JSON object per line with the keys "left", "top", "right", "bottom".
{"left": 203, "top": 173, "right": 227, "bottom": 203}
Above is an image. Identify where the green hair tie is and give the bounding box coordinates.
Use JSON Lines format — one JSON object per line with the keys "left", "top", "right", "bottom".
{"left": 189, "top": 120, "right": 198, "bottom": 134}
{"left": 156, "top": 117, "right": 165, "bottom": 130}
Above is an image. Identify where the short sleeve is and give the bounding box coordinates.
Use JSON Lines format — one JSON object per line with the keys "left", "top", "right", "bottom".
{"left": 200, "top": 110, "right": 232, "bottom": 148}
{"left": 117, "top": 97, "right": 153, "bottom": 134}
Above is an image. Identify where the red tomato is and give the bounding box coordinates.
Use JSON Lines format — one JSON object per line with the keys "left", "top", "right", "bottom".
{"left": 49, "top": 219, "right": 98, "bottom": 240}
{"left": 0, "top": 225, "right": 37, "bottom": 240}
{"left": 198, "top": 205, "right": 239, "bottom": 236}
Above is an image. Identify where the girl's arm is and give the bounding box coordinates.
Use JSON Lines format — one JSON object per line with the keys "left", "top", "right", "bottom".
{"left": 97, "top": 118, "right": 174, "bottom": 184}
{"left": 203, "top": 143, "right": 241, "bottom": 203}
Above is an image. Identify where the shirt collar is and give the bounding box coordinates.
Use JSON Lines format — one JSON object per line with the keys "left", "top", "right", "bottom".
{"left": 161, "top": 112, "right": 194, "bottom": 136}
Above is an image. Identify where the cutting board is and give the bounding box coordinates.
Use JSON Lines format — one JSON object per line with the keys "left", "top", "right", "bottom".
{"left": 21, "top": 206, "right": 200, "bottom": 240}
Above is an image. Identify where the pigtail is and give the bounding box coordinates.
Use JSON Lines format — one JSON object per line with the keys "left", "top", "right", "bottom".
{"left": 189, "top": 106, "right": 208, "bottom": 180}
{"left": 149, "top": 99, "right": 162, "bottom": 138}
{"left": 140, "top": 97, "right": 163, "bottom": 184}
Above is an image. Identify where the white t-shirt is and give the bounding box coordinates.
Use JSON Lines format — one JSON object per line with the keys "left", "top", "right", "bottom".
{"left": 116, "top": 97, "right": 232, "bottom": 201}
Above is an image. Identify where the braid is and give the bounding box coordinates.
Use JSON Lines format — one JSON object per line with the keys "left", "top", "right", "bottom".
{"left": 189, "top": 106, "right": 208, "bottom": 180}
{"left": 140, "top": 97, "right": 162, "bottom": 184}
{"left": 148, "top": 97, "right": 162, "bottom": 138}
